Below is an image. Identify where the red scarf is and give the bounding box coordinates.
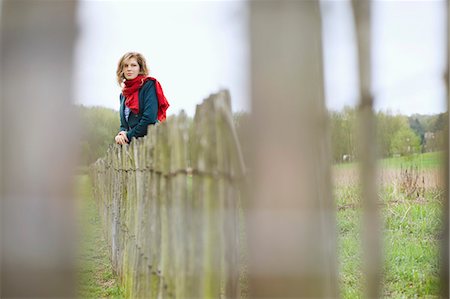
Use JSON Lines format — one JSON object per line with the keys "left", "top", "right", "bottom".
{"left": 122, "top": 75, "right": 170, "bottom": 122}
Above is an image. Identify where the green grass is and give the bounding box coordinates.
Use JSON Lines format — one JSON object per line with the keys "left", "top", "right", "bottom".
{"left": 338, "top": 208, "right": 363, "bottom": 298}
{"left": 380, "top": 152, "right": 443, "bottom": 170}
{"left": 75, "top": 151, "right": 443, "bottom": 298}
{"left": 336, "top": 151, "right": 443, "bottom": 297}
{"left": 335, "top": 151, "right": 443, "bottom": 170}
{"left": 76, "top": 175, "right": 124, "bottom": 298}
{"left": 337, "top": 186, "right": 443, "bottom": 298}
{"left": 382, "top": 196, "right": 441, "bottom": 298}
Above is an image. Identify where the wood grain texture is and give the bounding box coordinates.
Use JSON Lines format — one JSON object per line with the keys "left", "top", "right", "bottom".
{"left": 90, "top": 92, "right": 245, "bottom": 298}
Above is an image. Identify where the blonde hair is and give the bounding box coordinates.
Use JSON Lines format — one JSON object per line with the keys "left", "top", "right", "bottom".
{"left": 116, "top": 52, "right": 149, "bottom": 86}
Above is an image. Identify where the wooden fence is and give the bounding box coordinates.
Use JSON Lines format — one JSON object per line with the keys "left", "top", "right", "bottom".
{"left": 90, "top": 91, "right": 247, "bottom": 298}
{"left": 2, "top": 1, "right": 449, "bottom": 297}
{"left": 90, "top": 2, "right": 450, "bottom": 298}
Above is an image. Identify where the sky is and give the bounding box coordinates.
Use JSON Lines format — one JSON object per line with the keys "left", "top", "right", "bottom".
{"left": 74, "top": 0, "right": 249, "bottom": 116}
{"left": 321, "top": 0, "right": 447, "bottom": 115}
{"left": 74, "top": 0, "right": 448, "bottom": 116}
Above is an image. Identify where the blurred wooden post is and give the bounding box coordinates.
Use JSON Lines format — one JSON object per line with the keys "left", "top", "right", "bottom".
{"left": 0, "top": 0, "right": 78, "bottom": 297}
{"left": 442, "top": 0, "right": 450, "bottom": 297}
{"left": 351, "top": 1, "right": 382, "bottom": 298}
{"left": 248, "top": 1, "right": 338, "bottom": 297}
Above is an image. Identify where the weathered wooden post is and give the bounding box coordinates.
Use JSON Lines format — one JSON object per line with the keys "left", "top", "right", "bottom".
{"left": 351, "top": 1, "right": 382, "bottom": 297}
{"left": 167, "top": 113, "right": 189, "bottom": 298}
{"left": 248, "top": 1, "right": 338, "bottom": 297}
{"left": 0, "top": 0, "right": 78, "bottom": 297}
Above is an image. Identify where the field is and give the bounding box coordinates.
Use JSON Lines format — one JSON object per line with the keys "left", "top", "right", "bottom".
{"left": 77, "top": 151, "right": 445, "bottom": 298}
{"left": 335, "top": 151, "right": 444, "bottom": 298}
{"left": 335, "top": 151, "right": 443, "bottom": 170}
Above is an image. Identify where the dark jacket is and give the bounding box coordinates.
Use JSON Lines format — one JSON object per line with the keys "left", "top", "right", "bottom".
{"left": 119, "top": 80, "right": 158, "bottom": 142}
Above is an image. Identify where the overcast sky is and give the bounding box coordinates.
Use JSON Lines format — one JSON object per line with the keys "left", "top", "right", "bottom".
{"left": 321, "top": 0, "right": 447, "bottom": 115}
{"left": 74, "top": 0, "right": 447, "bottom": 116}
{"left": 74, "top": 0, "right": 249, "bottom": 116}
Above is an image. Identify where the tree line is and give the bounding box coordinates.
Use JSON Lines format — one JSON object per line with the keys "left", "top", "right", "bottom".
{"left": 330, "top": 108, "right": 446, "bottom": 163}
{"left": 75, "top": 105, "right": 446, "bottom": 167}
{"left": 76, "top": 105, "right": 120, "bottom": 167}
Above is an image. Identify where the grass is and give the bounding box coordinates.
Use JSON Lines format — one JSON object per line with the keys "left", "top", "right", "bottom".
{"left": 383, "top": 198, "right": 441, "bottom": 298}
{"left": 338, "top": 194, "right": 442, "bottom": 298}
{"left": 381, "top": 152, "right": 443, "bottom": 170}
{"left": 336, "top": 154, "right": 443, "bottom": 298}
{"left": 75, "top": 150, "right": 443, "bottom": 298}
{"left": 338, "top": 207, "right": 363, "bottom": 298}
{"left": 75, "top": 175, "right": 124, "bottom": 298}
{"left": 335, "top": 151, "right": 443, "bottom": 170}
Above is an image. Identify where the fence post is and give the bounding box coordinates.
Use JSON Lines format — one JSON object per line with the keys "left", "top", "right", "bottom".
{"left": 248, "top": 1, "right": 338, "bottom": 297}
{"left": 351, "top": 1, "right": 382, "bottom": 297}
{"left": 0, "top": 1, "right": 78, "bottom": 297}
{"left": 170, "top": 114, "right": 189, "bottom": 297}
{"left": 442, "top": 0, "right": 450, "bottom": 296}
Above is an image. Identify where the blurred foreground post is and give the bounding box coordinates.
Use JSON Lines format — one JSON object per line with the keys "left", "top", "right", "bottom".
{"left": 351, "top": 1, "right": 382, "bottom": 297}
{"left": 0, "top": 1, "right": 78, "bottom": 297}
{"left": 442, "top": 0, "right": 450, "bottom": 297}
{"left": 248, "top": 1, "right": 338, "bottom": 297}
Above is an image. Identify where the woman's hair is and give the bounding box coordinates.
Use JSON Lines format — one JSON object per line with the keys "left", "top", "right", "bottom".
{"left": 116, "top": 52, "right": 149, "bottom": 86}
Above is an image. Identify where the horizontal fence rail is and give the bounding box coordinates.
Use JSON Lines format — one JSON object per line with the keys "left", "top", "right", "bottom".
{"left": 90, "top": 91, "right": 247, "bottom": 298}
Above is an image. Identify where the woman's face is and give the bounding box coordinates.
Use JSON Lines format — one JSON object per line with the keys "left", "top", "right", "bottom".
{"left": 123, "top": 57, "right": 140, "bottom": 80}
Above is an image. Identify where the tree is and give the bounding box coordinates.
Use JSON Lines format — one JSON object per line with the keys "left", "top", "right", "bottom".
{"left": 330, "top": 107, "right": 357, "bottom": 163}
{"left": 76, "top": 105, "right": 120, "bottom": 166}
{"left": 431, "top": 113, "right": 446, "bottom": 132}
{"left": 390, "top": 127, "right": 421, "bottom": 156}
{"left": 408, "top": 117, "right": 425, "bottom": 148}
{"left": 376, "top": 112, "right": 407, "bottom": 158}
{"left": 424, "top": 130, "right": 445, "bottom": 152}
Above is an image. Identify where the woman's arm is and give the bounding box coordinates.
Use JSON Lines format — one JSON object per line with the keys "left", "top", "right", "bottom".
{"left": 126, "top": 81, "right": 158, "bottom": 141}
{"left": 115, "top": 94, "right": 129, "bottom": 144}
{"left": 119, "top": 94, "right": 128, "bottom": 133}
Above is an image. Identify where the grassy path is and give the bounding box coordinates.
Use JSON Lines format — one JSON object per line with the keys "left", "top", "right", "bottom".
{"left": 75, "top": 175, "right": 124, "bottom": 298}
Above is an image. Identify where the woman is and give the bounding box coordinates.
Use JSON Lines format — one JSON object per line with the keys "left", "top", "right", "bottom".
{"left": 115, "top": 52, "right": 169, "bottom": 145}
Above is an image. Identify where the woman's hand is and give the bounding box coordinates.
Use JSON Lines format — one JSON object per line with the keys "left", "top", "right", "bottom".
{"left": 118, "top": 131, "right": 129, "bottom": 143}
{"left": 115, "top": 131, "right": 129, "bottom": 145}
{"left": 115, "top": 134, "right": 126, "bottom": 145}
